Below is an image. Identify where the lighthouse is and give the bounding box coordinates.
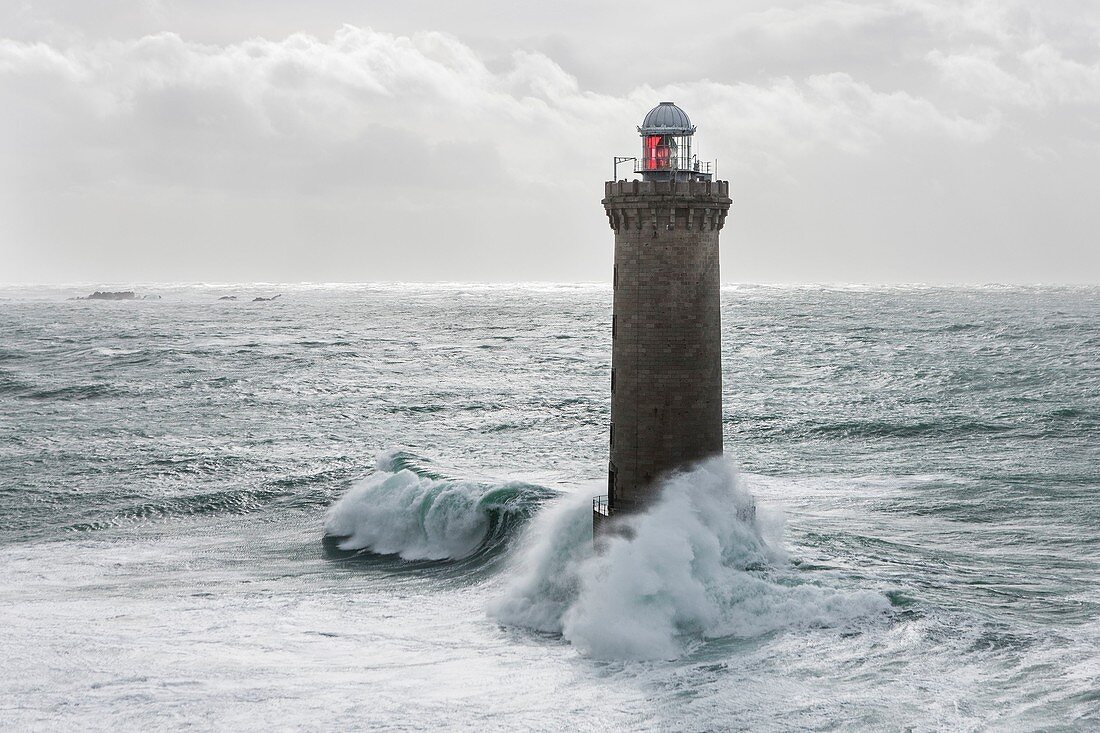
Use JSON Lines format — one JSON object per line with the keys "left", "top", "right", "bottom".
{"left": 594, "top": 102, "right": 732, "bottom": 534}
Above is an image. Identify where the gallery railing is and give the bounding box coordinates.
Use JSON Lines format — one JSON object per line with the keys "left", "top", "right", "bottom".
{"left": 635, "top": 157, "right": 712, "bottom": 174}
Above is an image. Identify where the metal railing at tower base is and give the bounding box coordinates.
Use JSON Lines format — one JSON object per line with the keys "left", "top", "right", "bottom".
{"left": 592, "top": 495, "right": 644, "bottom": 517}
{"left": 593, "top": 493, "right": 757, "bottom": 523}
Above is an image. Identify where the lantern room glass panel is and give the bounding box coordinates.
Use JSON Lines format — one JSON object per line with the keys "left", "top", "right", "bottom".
{"left": 642, "top": 134, "right": 693, "bottom": 171}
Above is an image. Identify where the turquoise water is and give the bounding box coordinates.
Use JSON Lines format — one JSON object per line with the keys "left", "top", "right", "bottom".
{"left": 1, "top": 284, "right": 1097, "bottom": 730}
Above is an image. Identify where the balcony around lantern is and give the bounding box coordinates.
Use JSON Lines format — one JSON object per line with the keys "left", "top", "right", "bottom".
{"left": 635, "top": 156, "right": 712, "bottom": 176}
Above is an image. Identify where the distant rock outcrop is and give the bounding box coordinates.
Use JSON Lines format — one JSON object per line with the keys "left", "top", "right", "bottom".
{"left": 81, "top": 291, "right": 137, "bottom": 300}
{"left": 252, "top": 294, "right": 282, "bottom": 302}
{"left": 218, "top": 296, "right": 238, "bottom": 301}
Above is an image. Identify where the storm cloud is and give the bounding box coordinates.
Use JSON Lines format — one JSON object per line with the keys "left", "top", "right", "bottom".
{"left": 1, "top": 1, "right": 1098, "bottom": 283}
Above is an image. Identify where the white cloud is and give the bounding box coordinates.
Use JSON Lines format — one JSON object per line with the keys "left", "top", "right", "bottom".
{"left": 929, "top": 44, "right": 1100, "bottom": 109}
{"left": 1, "top": 7, "right": 1098, "bottom": 283}
{"left": 0, "top": 25, "right": 996, "bottom": 192}
{"left": 1022, "top": 44, "right": 1100, "bottom": 105}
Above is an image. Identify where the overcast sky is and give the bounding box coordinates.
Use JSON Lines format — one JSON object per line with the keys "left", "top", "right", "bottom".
{"left": 2, "top": 0, "right": 1099, "bottom": 283}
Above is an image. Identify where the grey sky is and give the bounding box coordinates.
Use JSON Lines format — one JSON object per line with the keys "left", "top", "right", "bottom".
{"left": 2, "top": 0, "right": 1099, "bottom": 283}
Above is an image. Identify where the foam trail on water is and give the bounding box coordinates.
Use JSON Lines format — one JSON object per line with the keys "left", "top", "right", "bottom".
{"left": 324, "top": 450, "right": 552, "bottom": 561}
{"left": 490, "top": 458, "right": 891, "bottom": 660}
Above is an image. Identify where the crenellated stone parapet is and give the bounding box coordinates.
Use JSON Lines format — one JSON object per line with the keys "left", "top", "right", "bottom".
{"left": 602, "top": 179, "right": 732, "bottom": 233}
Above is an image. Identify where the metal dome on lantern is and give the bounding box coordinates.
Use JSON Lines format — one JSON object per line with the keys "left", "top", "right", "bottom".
{"left": 613, "top": 102, "right": 714, "bottom": 182}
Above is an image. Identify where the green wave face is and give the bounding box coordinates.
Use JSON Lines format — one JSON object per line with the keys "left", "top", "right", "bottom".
{"left": 323, "top": 450, "right": 558, "bottom": 569}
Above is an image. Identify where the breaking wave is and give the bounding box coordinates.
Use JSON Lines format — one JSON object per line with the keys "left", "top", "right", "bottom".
{"left": 490, "top": 458, "right": 892, "bottom": 660}
{"left": 323, "top": 450, "right": 556, "bottom": 562}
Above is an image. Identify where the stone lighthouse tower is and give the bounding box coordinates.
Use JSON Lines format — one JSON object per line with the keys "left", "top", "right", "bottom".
{"left": 594, "top": 102, "right": 732, "bottom": 533}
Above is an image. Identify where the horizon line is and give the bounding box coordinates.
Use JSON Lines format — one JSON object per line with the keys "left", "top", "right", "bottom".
{"left": 1, "top": 280, "right": 1099, "bottom": 288}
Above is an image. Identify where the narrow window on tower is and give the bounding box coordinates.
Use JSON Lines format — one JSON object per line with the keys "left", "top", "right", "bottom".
{"left": 610, "top": 368, "right": 616, "bottom": 392}
{"left": 612, "top": 314, "right": 617, "bottom": 338}
{"left": 613, "top": 263, "right": 618, "bottom": 287}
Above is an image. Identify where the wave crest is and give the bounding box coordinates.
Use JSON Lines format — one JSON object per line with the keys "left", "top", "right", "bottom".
{"left": 323, "top": 451, "right": 554, "bottom": 561}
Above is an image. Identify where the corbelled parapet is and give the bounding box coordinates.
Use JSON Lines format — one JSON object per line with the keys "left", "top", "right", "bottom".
{"left": 602, "top": 180, "right": 732, "bottom": 233}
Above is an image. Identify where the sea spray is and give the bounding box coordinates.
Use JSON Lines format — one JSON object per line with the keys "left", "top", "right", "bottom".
{"left": 491, "top": 458, "right": 891, "bottom": 660}
{"left": 324, "top": 451, "right": 554, "bottom": 560}
{"left": 484, "top": 489, "right": 596, "bottom": 632}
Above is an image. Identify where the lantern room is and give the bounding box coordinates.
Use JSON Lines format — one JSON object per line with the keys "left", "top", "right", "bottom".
{"left": 635, "top": 102, "right": 712, "bottom": 182}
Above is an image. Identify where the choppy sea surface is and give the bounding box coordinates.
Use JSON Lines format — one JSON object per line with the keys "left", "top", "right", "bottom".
{"left": 1, "top": 283, "right": 1097, "bottom": 731}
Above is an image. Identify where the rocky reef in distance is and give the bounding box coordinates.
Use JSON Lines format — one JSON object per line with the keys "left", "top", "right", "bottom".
{"left": 77, "top": 291, "right": 137, "bottom": 300}
{"left": 71, "top": 290, "right": 283, "bottom": 301}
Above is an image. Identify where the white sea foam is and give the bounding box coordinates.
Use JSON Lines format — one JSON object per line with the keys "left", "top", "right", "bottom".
{"left": 491, "top": 458, "right": 891, "bottom": 660}
{"left": 324, "top": 452, "right": 499, "bottom": 560}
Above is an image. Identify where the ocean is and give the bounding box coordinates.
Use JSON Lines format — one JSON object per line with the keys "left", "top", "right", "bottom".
{"left": 1, "top": 283, "right": 1097, "bottom": 731}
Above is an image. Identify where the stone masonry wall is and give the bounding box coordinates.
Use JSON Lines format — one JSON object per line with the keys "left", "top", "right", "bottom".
{"left": 602, "top": 179, "right": 732, "bottom": 512}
